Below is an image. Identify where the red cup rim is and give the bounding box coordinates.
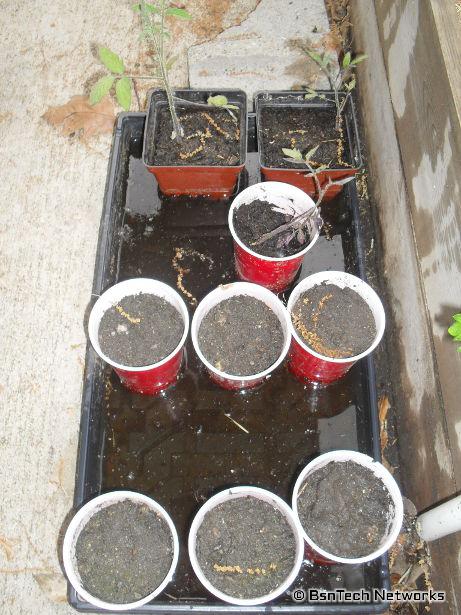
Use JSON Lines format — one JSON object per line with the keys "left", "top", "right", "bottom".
{"left": 88, "top": 278, "right": 189, "bottom": 373}
{"left": 228, "top": 181, "right": 321, "bottom": 263}
{"left": 287, "top": 271, "right": 386, "bottom": 364}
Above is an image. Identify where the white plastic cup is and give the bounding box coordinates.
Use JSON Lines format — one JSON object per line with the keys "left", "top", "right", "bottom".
{"left": 292, "top": 450, "right": 404, "bottom": 564}
{"left": 63, "top": 491, "right": 180, "bottom": 611}
{"left": 191, "top": 282, "right": 291, "bottom": 390}
{"left": 287, "top": 271, "right": 386, "bottom": 384}
{"left": 228, "top": 181, "right": 322, "bottom": 293}
{"left": 88, "top": 278, "right": 189, "bottom": 395}
{"left": 188, "top": 486, "right": 304, "bottom": 606}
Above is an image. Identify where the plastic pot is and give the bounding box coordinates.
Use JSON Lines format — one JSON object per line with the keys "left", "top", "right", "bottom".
{"left": 255, "top": 91, "right": 362, "bottom": 200}
{"left": 88, "top": 278, "right": 189, "bottom": 395}
{"left": 63, "top": 490, "right": 179, "bottom": 611}
{"left": 188, "top": 486, "right": 304, "bottom": 606}
{"left": 228, "top": 181, "right": 322, "bottom": 293}
{"left": 292, "top": 450, "right": 404, "bottom": 565}
{"left": 191, "top": 282, "right": 291, "bottom": 390}
{"left": 287, "top": 271, "right": 385, "bottom": 384}
{"left": 143, "top": 89, "right": 247, "bottom": 198}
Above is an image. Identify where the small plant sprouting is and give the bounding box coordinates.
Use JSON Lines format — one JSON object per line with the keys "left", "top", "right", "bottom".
{"left": 304, "top": 49, "right": 367, "bottom": 129}
{"left": 90, "top": 47, "right": 135, "bottom": 111}
{"left": 250, "top": 146, "right": 353, "bottom": 251}
{"left": 136, "top": 0, "right": 192, "bottom": 140}
{"left": 207, "top": 95, "right": 239, "bottom": 110}
{"left": 448, "top": 313, "right": 461, "bottom": 352}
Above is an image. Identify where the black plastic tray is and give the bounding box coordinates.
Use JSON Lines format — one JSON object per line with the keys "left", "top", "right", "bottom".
{"left": 70, "top": 113, "right": 389, "bottom": 613}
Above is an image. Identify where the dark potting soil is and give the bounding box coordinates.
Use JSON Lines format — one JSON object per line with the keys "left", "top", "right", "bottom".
{"left": 292, "top": 282, "right": 376, "bottom": 359}
{"left": 98, "top": 293, "right": 183, "bottom": 367}
{"left": 75, "top": 500, "right": 173, "bottom": 604}
{"left": 259, "top": 106, "right": 352, "bottom": 169}
{"left": 197, "top": 295, "right": 284, "bottom": 376}
{"left": 297, "top": 461, "right": 393, "bottom": 558}
{"left": 149, "top": 105, "right": 242, "bottom": 167}
{"left": 233, "top": 199, "right": 313, "bottom": 258}
{"left": 196, "top": 496, "right": 297, "bottom": 600}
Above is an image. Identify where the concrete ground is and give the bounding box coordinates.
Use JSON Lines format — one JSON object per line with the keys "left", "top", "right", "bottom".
{"left": 0, "top": 1, "right": 330, "bottom": 613}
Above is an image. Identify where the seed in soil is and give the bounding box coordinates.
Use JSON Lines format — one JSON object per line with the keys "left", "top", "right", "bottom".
{"left": 297, "top": 460, "right": 393, "bottom": 558}
{"left": 147, "top": 105, "right": 242, "bottom": 167}
{"left": 198, "top": 295, "right": 284, "bottom": 376}
{"left": 195, "top": 496, "right": 297, "bottom": 600}
{"left": 98, "top": 292, "right": 183, "bottom": 367}
{"left": 291, "top": 282, "right": 376, "bottom": 358}
{"left": 259, "top": 106, "right": 352, "bottom": 169}
{"left": 75, "top": 500, "right": 173, "bottom": 604}
{"left": 233, "top": 199, "right": 312, "bottom": 258}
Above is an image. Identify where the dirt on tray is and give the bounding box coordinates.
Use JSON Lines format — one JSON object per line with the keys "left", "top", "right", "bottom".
{"left": 297, "top": 461, "right": 393, "bottom": 559}
{"left": 149, "top": 105, "right": 242, "bottom": 167}
{"left": 196, "top": 496, "right": 297, "bottom": 600}
{"left": 75, "top": 500, "right": 173, "bottom": 604}
{"left": 259, "top": 106, "right": 352, "bottom": 170}
{"left": 197, "top": 295, "right": 284, "bottom": 376}
{"left": 292, "top": 282, "right": 376, "bottom": 358}
{"left": 233, "top": 199, "right": 312, "bottom": 258}
{"left": 98, "top": 293, "right": 183, "bottom": 367}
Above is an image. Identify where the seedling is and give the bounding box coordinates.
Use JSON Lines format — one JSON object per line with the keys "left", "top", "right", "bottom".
{"left": 207, "top": 95, "right": 239, "bottom": 110}
{"left": 251, "top": 146, "right": 353, "bottom": 250}
{"left": 89, "top": 47, "right": 141, "bottom": 111}
{"left": 135, "top": 0, "right": 192, "bottom": 139}
{"left": 448, "top": 313, "right": 461, "bottom": 352}
{"left": 304, "top": 48, "right": 367, "bottom": 129}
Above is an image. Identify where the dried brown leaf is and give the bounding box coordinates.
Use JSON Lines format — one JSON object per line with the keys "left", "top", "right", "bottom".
{"left": 42, "top": 95, "right": 115, "bottom": 140}
{"left": 33, "top": 572, "right": 67, "bottom": 603}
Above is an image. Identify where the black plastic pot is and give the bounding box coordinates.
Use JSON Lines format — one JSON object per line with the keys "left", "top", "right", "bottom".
{"left": 143, "top": 89, "right": 247, "bottom": 198}
{"left": 255, "top": 90, "right": 362, "bottom": 200}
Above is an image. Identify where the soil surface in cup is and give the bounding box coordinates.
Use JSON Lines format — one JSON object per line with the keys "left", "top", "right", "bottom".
{"left": 75, "top": 500, "right": 173, "bottom": 604}
{"left": 233, "top": 199, "right": 317, "bottom": 258}
{"left": 297, "top": 460, "right": 393, "bottom": 558}
{"left": 195, "top": 496, "right": 297, "bottom": 600}
{"left": 292, "top": 282, "right": 376, "bottom": 358}
{"left": 197, "top": 295, "right": 284, "bottom": 376}
{"left": 148, "top": 105, "right": 242, "bottom": 167}
{"left": 98, "top": 292, "right": 183, "bottom": 367}
{"left": 260, "top": 106, "right": 352, "bottom": 169}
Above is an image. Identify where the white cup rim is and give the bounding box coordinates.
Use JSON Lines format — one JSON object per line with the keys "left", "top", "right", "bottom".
{"left": 62, "top": 491, "right": 180, "bottom": 611}
{"left": 228, "top": 181, "right": 321, "bottom": 262}
{"left": 188, "top": 486, "right": 304, "bottom": 606}
{"left": 287, "top": 271, "right": 386, "bottom": 363}
{"left": 191, "top": 282, "right": 291, "bottom": 382}
{"left": 292, "top": 450, "right": 404, "bottom": 564}
{"left": 88, "top": 278, "right": 189, "bottom": 372}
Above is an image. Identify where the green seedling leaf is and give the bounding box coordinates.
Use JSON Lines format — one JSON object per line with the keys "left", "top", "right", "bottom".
{"left": 448, "top": 321, "right": 461, "bottom": 338}
{"left": 208, "top": 94, "right": 229, "bottom": 106}
{"left": 89, "top": 75, "right": 115, "bottom": 105}
{"left": 165, "top": 7, "right": 192, "bottom": 19}
{"left": 304, "top": 145, "right": 320, "bottom": 162}
{"left": 452, "top": 313, "right": 461, "bottom": 323}
{"left": 342, "top": 51, "right": 351, "bottom": 68}
{"left": 306, "top": 50, "right": 323, "bottom": 65}
{"left": 99, "top": 47, "right": 124, "bottom": 74}
{"left": 166, "top": 54, "right": 179, "bottom": 70}
{"left": 115, "top": 76, "right": 132, "bottom": 111}
{"left": 345, "top": 77, "right": 356, "bottom": 91}
{"left": 350, "top": 53, "right": 368, "bottom": 66}
{"left": 207, "top": 95, "right": 239, "bottom": 109}
{"left": 282, "top": 148, "right": 303, "bottom": 161}
{"left": 133, "top": 2, "right": 161, "bottom": 13}
{"left": 304, "top": 87, "right": 317, "bottom": 100}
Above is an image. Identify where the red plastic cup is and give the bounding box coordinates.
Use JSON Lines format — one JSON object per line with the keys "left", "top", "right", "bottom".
{"left": 228, "top": 182, "right": 322, "bottom": 293}
{"left": 292, "top": 450, "right": 404, "bottom": 565}
{"left": 287, "top": 271, "right": 385, "bottom": 384}
{"left": 191, "top": 282, "right": 291, "bottom": 390}
{"left": 88, "top": 278, "right": 189, "bottom": 395}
